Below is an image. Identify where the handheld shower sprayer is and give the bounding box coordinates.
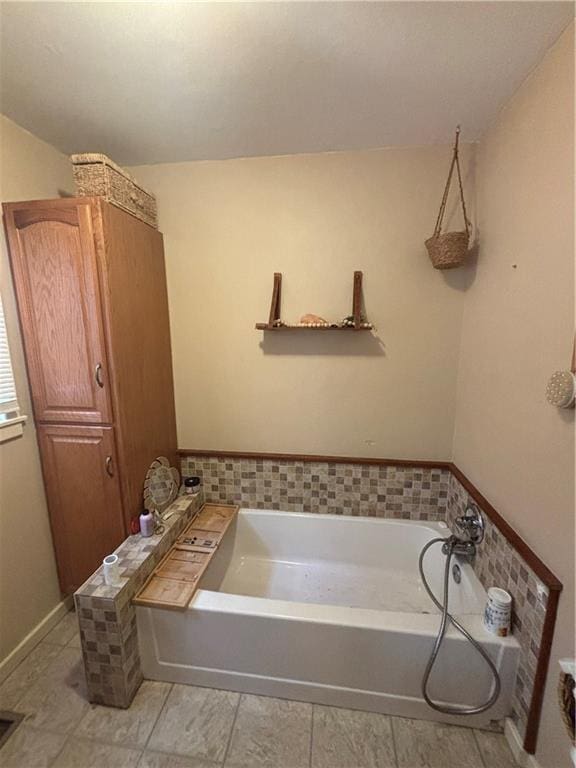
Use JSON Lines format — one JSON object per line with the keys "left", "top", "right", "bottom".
{"left": 418, "top": 504, "right": 501, "bottom": 715}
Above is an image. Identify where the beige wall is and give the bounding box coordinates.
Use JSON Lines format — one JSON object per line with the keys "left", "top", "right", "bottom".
{"left": 132, "top": 144, "right": 474, "bottom": 460}
{"left": 0, "top": 115, "right": 74, "bottom": 659}
{"left": 453, "top": 25, "right": 575, "bottom": 768}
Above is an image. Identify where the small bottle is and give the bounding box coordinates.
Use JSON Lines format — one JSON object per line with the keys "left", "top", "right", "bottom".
{"left": 139, "top": 510, "right": 155, "bottom": 538}
{"left": 184, "top": 476, "right": 201, "bottom": 495}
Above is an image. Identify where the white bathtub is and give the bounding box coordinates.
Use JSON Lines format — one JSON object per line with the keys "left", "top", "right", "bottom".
{"left": 137, "top": 510, "right": 519, "bottom": 727}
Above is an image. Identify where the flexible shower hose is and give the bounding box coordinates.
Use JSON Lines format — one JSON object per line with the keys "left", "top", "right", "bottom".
{"left": 418, "top": 536, "right": 501, "bottom": 715}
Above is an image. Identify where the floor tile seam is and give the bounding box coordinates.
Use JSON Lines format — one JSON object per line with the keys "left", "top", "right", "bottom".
{"left": 221, "top": 692, "right": 243, "bottom": 767}
{"left": 137, "top": 744, "right": 224, "bottom": 766}
{"left": 389, "top": 717, "right": 402, "bottom": 768}
{"left": 140, "top": 682, "right": 175, "bottom": 753}
{"left": 309, "top": 703, "right": 315, "bottom": 768}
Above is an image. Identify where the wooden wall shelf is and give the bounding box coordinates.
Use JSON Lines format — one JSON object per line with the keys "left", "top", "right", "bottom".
{"left": 255, "top": 271, "right": 373, "bottom": 331}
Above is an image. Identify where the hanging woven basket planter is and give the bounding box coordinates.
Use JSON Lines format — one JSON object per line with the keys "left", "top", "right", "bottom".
{"left": 425, "top": 126, "right": 472, "bottom": 270}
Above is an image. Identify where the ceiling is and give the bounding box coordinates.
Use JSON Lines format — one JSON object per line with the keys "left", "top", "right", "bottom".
{"left": 0, "top": 2, "right": 573, "bottom": 165}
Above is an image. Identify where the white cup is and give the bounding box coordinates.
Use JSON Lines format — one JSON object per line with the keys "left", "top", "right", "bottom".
{"left": 102, "top": 554, "right": 121, "bottom": 586}
{"left": 483, "top": 587, "right": 512, "bottom": 636}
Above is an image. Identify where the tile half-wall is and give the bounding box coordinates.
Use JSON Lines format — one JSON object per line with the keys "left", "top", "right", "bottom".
{"left": 74, "top": 493, "right": 203, "bottom": 707}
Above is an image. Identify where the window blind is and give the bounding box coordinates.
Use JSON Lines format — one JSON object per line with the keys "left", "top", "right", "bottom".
{"left": 0, "top": 294, "right": 20, "bottom": 420}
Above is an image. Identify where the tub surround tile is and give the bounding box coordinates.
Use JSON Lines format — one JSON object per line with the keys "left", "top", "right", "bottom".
{"left": 52, "top": 736, "right": 142, "bottom": 768}
{"left": 473, "top": 729, "right": 518, "bottom": 767}
{"left": 0, "top": 641, "right": 62, "bottom": 710}
{"left": 225, "top": 694, "right": 311, "bottom": 768}
{"left": 446, "top": 473, "right": 549, "bottom": 742}
{"left": 0, "top": 724, "right": 67, "bottom": 768}
{"left": 16, "top": 647, "right": 90, "bottom": 734}
{"left": 311, "top": 705, "right": 396, "bottom": 768}
{"left": 148, "top": 684, "right": 239, "bottom": 762}
{"left": 181, "top": 456, "right": 449, "bottom": 522}
{"left": 74, "top": 680, "right": 172, "bottom": 747}
{"left": 393, "top": 717, "right": 484, "bottom": 768}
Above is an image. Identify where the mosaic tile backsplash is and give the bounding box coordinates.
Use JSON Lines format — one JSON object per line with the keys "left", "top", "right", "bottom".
{"left": 446, "top": 473, "right": 549, "bottom": 742}
{"left": 181, "top": 455, "right": 449, "bottom": 520}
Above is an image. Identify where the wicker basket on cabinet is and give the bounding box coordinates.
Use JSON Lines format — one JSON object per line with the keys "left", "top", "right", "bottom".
{"left": 71, "top": 153, "right": 157, "bottom": 228}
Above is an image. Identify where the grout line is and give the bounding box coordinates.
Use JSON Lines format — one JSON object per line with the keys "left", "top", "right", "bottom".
{"left": 135, "top": 744, "right": 222, "bottom": 765}
{"left": 140, "top": 681, "right": 174, "bottom": 753}
{"left": 309, "top": 704, "right": 315, "bottom": 768}
{"left": 389, "top": 716, "right": 400, "bottom": 768}
{"left": 471, "top": 729, "right": 488, "bottom": 768}
{"left": 221, "top": 692, "right": 242, "bottom": 767}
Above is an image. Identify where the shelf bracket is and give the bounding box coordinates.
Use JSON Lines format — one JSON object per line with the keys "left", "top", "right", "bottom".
{"left": 352, "top": 271, "right": 363, "bottom": 329}
{"left": 268, "top": 272, "right": 282, "bottom": 326}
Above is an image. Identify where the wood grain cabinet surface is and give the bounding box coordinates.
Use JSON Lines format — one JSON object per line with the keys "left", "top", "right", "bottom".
{"left": 3, "top": 197, "right": 177, "bottom": 593}
{"left": 37, "top": 424, "right": 125, "bottom": 594}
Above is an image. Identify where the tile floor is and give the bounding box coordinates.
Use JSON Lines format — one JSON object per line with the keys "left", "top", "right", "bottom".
{"left": 0, "top": 611, "right": 520, "bottom": 768}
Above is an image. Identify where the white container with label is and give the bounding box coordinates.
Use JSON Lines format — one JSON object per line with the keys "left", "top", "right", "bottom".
{"left": 483, "top": 587, "right": 512, "bottom": 637}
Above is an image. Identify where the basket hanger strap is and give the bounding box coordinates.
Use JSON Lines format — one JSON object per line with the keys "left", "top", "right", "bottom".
{"left": 434, "top": 126, "right": 470, "bottom": 238}
{"left": 571, "top": 334, "right": 576, "bottom": 374}
{"left": 433, "top": 149, "right": 456, "bottom": 237}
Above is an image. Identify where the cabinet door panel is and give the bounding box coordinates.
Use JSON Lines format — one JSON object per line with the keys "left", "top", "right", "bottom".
{"left": 3, "top": 200, "right": 112, "bottom": 423}
{"left": 37, "top": 424, "right": 125, "bottom": 594}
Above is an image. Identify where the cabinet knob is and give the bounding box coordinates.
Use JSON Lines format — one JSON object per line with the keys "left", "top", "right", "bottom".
{"left": 105, "top": 455, "right": 114, "bottom": 477}
{"left": 95, "top": 363, "right": 104, "bottom": 388}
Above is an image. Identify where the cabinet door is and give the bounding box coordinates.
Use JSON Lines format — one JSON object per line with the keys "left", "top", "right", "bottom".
{"left": 37, "top": 424, "right": 125, "bottom": 594}
{"left": 3, "top": 200, "right": 112, "bottom": 423}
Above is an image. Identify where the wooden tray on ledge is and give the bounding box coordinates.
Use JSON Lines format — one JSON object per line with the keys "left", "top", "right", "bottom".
{"left": 133, "top": 503, "right": 238, "bottom": 610}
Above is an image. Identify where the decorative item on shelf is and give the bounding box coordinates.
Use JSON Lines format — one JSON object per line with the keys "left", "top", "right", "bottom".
{"left": 298, "top": 314, "right": 329, "bottom": 327}
{"left": 255, "top": 271, "right": 373, "bottom": 331}
{"left": 184, "top": 476, "right": 201, "bottom": 496}
{"left": 143, "top": 456, "right": 180, "bottom": 523}
{"left": 546, "top": 336, "right": 576, "bottom": 409}
{"left": 139, "top": 509, "right": 155, "bottom": 538}
{"left": 70, "top": 153, "right": 158, "bottom": 228}
{"left": 341, "top": 314, "right": 371, "bottom": 329}
{"left": 425, "top": 126, "right": 472, "bottom": 270}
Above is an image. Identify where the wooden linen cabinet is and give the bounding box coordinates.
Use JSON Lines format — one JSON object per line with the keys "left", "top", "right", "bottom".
{"left": 3, "top": 197, "right": 178, "bottom": 594}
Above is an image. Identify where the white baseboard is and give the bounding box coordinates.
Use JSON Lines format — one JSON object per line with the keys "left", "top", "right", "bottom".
{"left": 0, "top": 596, "right": 73, "bottom": 684}
{"left": 505, "top": 718, "right": 542, "bottom": 768}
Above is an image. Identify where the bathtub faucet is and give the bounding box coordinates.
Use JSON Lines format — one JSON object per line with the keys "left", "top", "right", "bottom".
{"left": 444, "top": 503, "right": 485, "bottom": 558}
